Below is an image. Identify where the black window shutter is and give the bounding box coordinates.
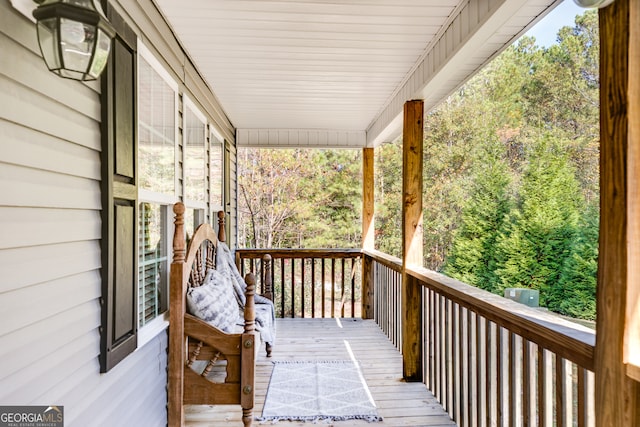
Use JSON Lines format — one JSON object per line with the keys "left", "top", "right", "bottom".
{"left": 100, "top": 5, "right": 138, "bottom": 373}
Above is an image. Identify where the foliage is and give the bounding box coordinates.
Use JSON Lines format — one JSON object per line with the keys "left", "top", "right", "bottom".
{"left": 493, "top": 136, "right": 583, "bottom": 305}
{"left": 443, "top": 144, "right": 512, "bottom": 292}
{"left": 238, "top": 149, "right": 361, "bottom": 249}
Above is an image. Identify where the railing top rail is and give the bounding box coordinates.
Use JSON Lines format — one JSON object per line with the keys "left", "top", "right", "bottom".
{"left": 362, "top": 250, "right": 595, "bottom": 370}
{"left": 363, "top": 248, "right": 403, "bottom": 272}
{"left": 409, "top": 266, "right": 595, "bottom": 370}
{"left": 236, "top": 248, "right": 362, "bottom": 260}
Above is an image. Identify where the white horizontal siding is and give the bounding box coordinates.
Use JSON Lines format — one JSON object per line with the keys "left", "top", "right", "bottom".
{"left": 2, "top": 120, "right": 101, "bottom": 180}
{"left": 69, "top": 333, "right": 168, "bottom": 427}
{"left": 0, "top": 301, "right": 100, "bottom": 381}
{"left": 0, "top": 271, "right": 101, "bottom": 337}
{"left": 0, "top": 2, "right": 167, "bottom": 427}
{"left": 0, "top": 241, "right": 102, "bottom": 294}
{"left": 0, "top": 207, "right": 101, "bottom": 250}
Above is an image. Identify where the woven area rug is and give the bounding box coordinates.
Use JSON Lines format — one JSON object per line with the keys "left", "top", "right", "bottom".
{"left": 259, "top": 360, "right": 382, "bottom": 423}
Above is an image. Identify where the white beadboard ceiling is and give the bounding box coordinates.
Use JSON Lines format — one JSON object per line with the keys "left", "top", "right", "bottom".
{"left": 153, "top": 0, "right": 561, "bottom": 147}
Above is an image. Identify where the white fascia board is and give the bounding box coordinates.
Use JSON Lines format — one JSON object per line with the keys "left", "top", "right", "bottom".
{"left": 366, "top": 0, "right": 557, "bottom": 147}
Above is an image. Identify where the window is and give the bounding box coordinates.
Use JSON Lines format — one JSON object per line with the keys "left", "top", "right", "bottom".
{"left": 210, "top": 129, "right": 224, "bottom": 212}
{"left": 136, "top": 41, "right": 178, "bottom": 338}
{"left": 138, "top": 202, "right": 168, "bottom": 327}
{"left": 138, "top": 46, "right": 177, "bottom": 196}
{"left": 184, "top": 98, "right": 207, "bottom": 206}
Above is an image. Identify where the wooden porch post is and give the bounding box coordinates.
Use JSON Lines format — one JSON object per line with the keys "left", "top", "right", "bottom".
{"left": 402, "top": 100, "right": 424, "bottom": 381}
{"left": 597, "top": 1, "right": 640, "bottom": 425}
{"left": 362, "top": 147, "right": 375, "bottom": 319}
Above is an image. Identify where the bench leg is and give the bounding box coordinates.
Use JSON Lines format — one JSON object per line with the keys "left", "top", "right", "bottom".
{"left": 266, "top": 343, "right": 273, "bottom": 357}
{"left": 242, "top": 408, "right": 252, "bottom": 427}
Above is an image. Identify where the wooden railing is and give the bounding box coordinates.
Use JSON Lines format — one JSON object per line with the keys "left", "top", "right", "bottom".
{"left": 366, "top": 249, "right": 403, "bottom": 351}
{"left": 364, "top": 249, "right": 596, "bottom": 427}
{"left": 235, "top": 247, "right": 596, "bottom": 425}
{"left": 235, "top": 249, "right": 362, "bottom": 319}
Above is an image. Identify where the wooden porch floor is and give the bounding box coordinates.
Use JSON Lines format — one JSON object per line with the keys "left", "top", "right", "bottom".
{"left": 185, "top": 318, "right": 455, "bottom": 426}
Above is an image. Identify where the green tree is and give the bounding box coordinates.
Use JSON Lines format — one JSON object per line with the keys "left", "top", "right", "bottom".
{"left": 299, "top": 150, "right": 361, "bottom": 248}
{"left": 374, "top": 139, "right": 403, "bottom": 258}
{"left": 554, "top": 205, "right": 598, "bottom": 320}
{"left": 443, "top": 144, "right": 512, "bottom": 292}
{"left": 494, "top": 137, "right": 583, "bottom": 305}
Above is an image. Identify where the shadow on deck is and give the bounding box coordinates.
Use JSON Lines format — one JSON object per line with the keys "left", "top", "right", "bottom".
{"left": 185, "top": 318, "right": 455, "bottom": 426}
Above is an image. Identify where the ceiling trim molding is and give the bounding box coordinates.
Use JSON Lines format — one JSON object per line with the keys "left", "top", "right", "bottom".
{"left": 237, "top": 128, "right": 366, "bottom": 148}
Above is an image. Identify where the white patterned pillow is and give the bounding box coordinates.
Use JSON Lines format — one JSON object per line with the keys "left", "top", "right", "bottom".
{"left": 186, "top": 268, "right": 238, "bottom": 333}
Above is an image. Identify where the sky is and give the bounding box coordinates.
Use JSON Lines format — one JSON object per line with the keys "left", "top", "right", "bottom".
{"left": 524, "top": 0, "right": 585, "bottom": 47}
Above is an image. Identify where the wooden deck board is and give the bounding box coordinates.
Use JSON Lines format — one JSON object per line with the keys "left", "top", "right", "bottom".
{"left": 185, "top": 318, "right": 455, "bottom": 426}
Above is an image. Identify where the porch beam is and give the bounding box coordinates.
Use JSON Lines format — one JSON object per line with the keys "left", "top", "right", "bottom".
{"left": 236, "top": 128, "right": 366, "bottom": 148}
{"left": 596, "top": 0, "right": 640, "bottom": 425}
{"left": 362, "top": 147, "right": 375, "bottom": 319}
{"left": 401, "top": 100, "right": 424, "bottom": 382}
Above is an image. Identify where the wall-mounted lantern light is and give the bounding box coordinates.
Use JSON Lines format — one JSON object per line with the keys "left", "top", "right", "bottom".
{"left": 32, "top": 0, "right": 116, "bottom": 81}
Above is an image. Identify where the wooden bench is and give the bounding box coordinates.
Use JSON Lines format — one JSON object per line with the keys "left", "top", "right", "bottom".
{"left": 168, "top": 202, "right": 267, "bottom": 426}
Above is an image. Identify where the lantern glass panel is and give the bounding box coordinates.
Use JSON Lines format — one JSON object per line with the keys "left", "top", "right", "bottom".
{"left": 60, "top": 17, "right": 94, "bottom": 73}
{"left": 37, "top": 18, "right": 61, "bottom": 70}
{"left": 88, "top": 29, "right": 111, "bottom": 79}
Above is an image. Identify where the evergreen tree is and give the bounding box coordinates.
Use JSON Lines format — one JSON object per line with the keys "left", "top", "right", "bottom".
{"left": 554, "top": 204, "right": 598, "bottom": 319}
{"left": 494, "top": 137, "right": 582, "bottom": 305}
{"left": 300, "top": 150, "right": 361, "bottom": 248}
{"left": 443, "top": 144, "right": 512, "bottom": 292}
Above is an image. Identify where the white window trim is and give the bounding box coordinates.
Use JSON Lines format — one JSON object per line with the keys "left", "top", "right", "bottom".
{"left": 138, "top": 41, "right": 178, "bottom": 92}
{"left": 137, "top": 312, "right": 169, "bottom": 349}
{"left": 210, "top": 124, "right": 224, "bottom": 144}
{"left": 139, "top": 189, "right": 179, "bottom": 206}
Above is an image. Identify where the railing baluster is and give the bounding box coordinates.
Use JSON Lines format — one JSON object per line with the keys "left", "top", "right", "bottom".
{"left": 523, "top": 339, "right": 532, "bottom": 427}
{"left": 453, "top": 302, "right": 460, "bottom": 423}
{"left": 446, "top": 299, "right": 453, "bottom": 415}
{"left": 539, "top": 348, "right": 553, "bottom": 427}
{"left": 487, "top": 321, "right": 496, "bottom": 426}
{"left": 434, "top": 291, "right": 441, "bottom": 401}
{"left": 496, "top": 326, "right": 504, "bottom": 426}
{"left": 311, "top": 258, "right": 316, "bottom": 318}
{"left": 301, "top": 258, "right": 306, "bottom": 318}
{"left": 331, "top": 259, "right": 336, "bottom": 317}
{"left": 425, "top": 289, "right": 435, "bottom": 390}
{"left": 280, "top": 258, "right": 285, "bottom": 318}
{"left": 351, "top": 258, "right": 356, "bottom": 317}
{"left": 340, "top": 259, "right": 345, "bottom": 317}
{"left": 459, "top": 305, "right": 467, "bottom": 427}
{"left": 510, "top": 333, "right": 523, "bottom": 427}
{"left": 321, "top": 258, "right": 326, "bottom": 318}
